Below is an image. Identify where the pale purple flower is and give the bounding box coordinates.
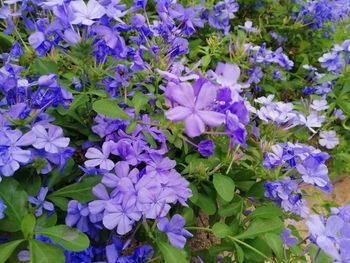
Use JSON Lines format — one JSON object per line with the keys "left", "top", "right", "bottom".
{"left": 165, "top": 81, "right": 225, "bottom": 137}
{"left": 28, "top": 187, "right": 54, "bottom": 217}
{"left": 84, "top": 141, "right": 115, "bottom": 171}
{"left": 306, "top": 215, "right": 343, "bottom": 261}
{"left": 103, "top": 198, "right": 141, "bottom": 235}
{"left": 102, "top": 161, "right": 139, "bottom": 188}
{"left": 296, "top": 157, "right": 330, "bottom": 190}
{"left": 70, "top": 0, "right": 106, "bottom": 26}
{"left": 298, "top": 111, "right": 325, "bottom": 133}
{"left": 0, "top": 130, "right": 35, "bottom": 176}
{"left": 209, "top": 62, "right": 248, "bottom": 93}
{"left": 319, "top": 130, "right": 339, "bottom": 149}
{"left": 318, "top": 52, "right": 344, "bottom": 73}
{"left": 254, "top": 95, "right": 275, "bottom": 105}
{"left": 137, "top": 186, "right": 175, "bottom": 219}
{"left": 88, "top": 183, "right": 111, "bottom": 215}
{"left": 310, "top": 98, "right": 329, "bottom": 111}
{"left": 280, "top": 228, "right": 298, "bottom": 247}
{"left": 32, "top": 125, "right": 70, "bottom": 154}
{"left": 238, "top": 21, "right": 257, "bottom": 33}
{"left": 157, "top": 214, "right": 193, "bottom": 249}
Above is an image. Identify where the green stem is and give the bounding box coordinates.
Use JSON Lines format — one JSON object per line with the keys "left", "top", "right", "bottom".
{"left": 228, "top": 236, "right": 270, "bottom": 260}
{"left": 185, "top": 226, "right": 212, "bottom": 232}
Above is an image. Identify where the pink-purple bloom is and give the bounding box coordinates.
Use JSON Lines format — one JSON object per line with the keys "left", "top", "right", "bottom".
{"left": 165, "top": 80, "right": 225, "bottom": 137}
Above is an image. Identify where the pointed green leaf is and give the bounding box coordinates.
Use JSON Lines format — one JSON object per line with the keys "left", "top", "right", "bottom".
{"left": 21, "top": 214, "right": 36, "bottom": 239}
{"left": 235, "top": 218, "right": 284, "bottom": 240}
{"left": 48, "top": 176, "right": 101, "bottom": 203}
{"left": 264, "top": 233, "right": 284, "bottom": 260}
{"left": 0, "top": 240, "right": 23, "bottom": 263}
{"left": 29, "top": 240, "right": 65, "bottom": 263}
{"left": 0, "top": 178, "right": 28, "bottom": 232}
{"left": 158, "top": 242, "right": 187, "bottom": 263}
{"left": 92, "top": 99, "right": 132, "bottom": 120}
{"left": 212, "top": 222, "right": 233, "bottom": 238}
{"left": 36, "top": 225, "right": 89, "bottom": 252}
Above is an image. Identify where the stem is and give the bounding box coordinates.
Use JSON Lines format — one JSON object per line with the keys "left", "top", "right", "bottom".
{"left": 147, "top": 256, "right": 161, "bottom": 262}
{"left": 185, "top": 226, "right": 212, "bottom": 232}
{"left": 228, "top": 236, "right": 270, "bottom": 260}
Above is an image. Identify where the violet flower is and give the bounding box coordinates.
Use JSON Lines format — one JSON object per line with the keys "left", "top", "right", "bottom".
{"left": 165, "top": 81, "right": 225, "bottom": 137}
{"left": 84, "top": 141, "right": 115, "bottom": 171}
{"left": 70, "top": 0, "right": 106, "bottom": 26}
{"left": 32, "top": 125, "right": 70, "bottom": 154}
{"left": 103, "top": 198, "right": 141, "bottom": 235}
{"left": 319, "top": 130, "right": 339, "bottom": 149}
{"left": 157, "top": 214, "right": 193, "bottom": 249}
{"left": 28, "top": 187, "right": 54, "bottom": 217}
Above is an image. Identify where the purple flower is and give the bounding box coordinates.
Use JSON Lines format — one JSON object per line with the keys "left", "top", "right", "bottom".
{"left": 32, "top": 125, "right": 70, "bottom": 154}
{"left": 102, "top": 161, "right": 139, "bottom": 188}
{"left": 103, "top": 198, "right": 141, "bottom": 235}
{"left": 280, "top": 228, "right": 297, "bottom": 247}
{"left": 70, "top": 0, "right": 106, "bottom": 26}
{"left": 0, "top": 130, "right": 35, "bottom": 176}
{"left": 28, "top": 31, "right": 52, "bottom": 57}
{"left": 319, "top": 130, "right": 339, "bottom": 149}
{"left": 157, "top": 214, "right": 193, "bottom": 249}
{"left": 28, "top": 187, "right": 54, "bottom": 217}
{"left": 296, "top": 156, "right": 331, "bottom": 191}
{"left": 66, "top": 200, "right": 98, "bottom": 233}
{"left": 306, "top": 215, "right": 343, "bottom": 261}
{"left": 170, "top": 4, "right": 204, "bottom": 36}
{"left": 209, "top": 62, "right": 246, "bottom": 93}
{"left": 84, "top": 141, "right": 115, "bottom": 171}
{"left": 165, "top": 81, "right": 225, "bottom": 137}
{"left": 88, "top": 183, "right": 111, "bottom": 215}
{"left": 0, "top": 198, "right": 6, "bottom": 219}
{"left": 318, "top": 52, "right": 344, "bottom": 73}
{"left": 238, "top": 21, "right": 257, "bottom": 33}
{"left": 198, "top": 140, "right": 215, "bottom": 157}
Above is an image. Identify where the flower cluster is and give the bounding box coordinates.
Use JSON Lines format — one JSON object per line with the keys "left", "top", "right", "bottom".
{"left": 0, "top": 0, "right": 349, "bottom": 262}
{"left": 307, "top": 204, "right": 350, "bottom": 262}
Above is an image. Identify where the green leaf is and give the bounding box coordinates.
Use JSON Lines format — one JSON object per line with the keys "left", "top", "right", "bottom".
{"left": 29, "top": 240, "right": 65, "bottom": 263}
{"left": 0, "top": 178, "right": 28, "bottom": 232}
{"left": 196, "top": 193, "right": 216, "bottom": 215}
{"left": 202, "top": 55, "right": 211, "bottom": 67}
{"left": 213, "top": 174, "right": 235, "bottom": 202}
{"left": 32, "top": 58, "right": 58, "bottom": 75}
{"left": 264, "top": 233, "right": 284, "bottom": 260}
{"left": 158, "top": 242, "right": 187, "bottom": 263}
{"left": 92, "top": 99, "right": 132, "bottom": 120}
{"left": 126, "top": 121, "right": 137, "bottom": 134}
{"left": 36, "top": 225, "right": 89, "bottom": 252}
{"left": 48, "top": 176, "right": 101, "bottom": 203}
{"left": 48, "top": 197, "right": 68, "bottom": 211}
{"left": 317, "top": 74, "right": 339, "bottom": 84}
{"left": 189, "top": 183, "right": 198, "bottom": 203}
{"left": 132, "top": 91, "right": 149, "bottom": 116}
{"left": 21, "top": 214, "right": 36, "bottom": 239}
{"left": 0, "top": 32, "right": 13, "bottom": 52}
{"left": 233, "top": 243, "right": 244, "bottom": 263}
{"left": 212, "top": 222, "right": 233, "bottom": 238}
{"left": 235, "top": 218, "right": 284, "bottom": 240}
{"left": 0, "top": 240, "right": 23, "bottom": 263}
{"left": 247, "top": 205, "right": 282, "bottom": 220}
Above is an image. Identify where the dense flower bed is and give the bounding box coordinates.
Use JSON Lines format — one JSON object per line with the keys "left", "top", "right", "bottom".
{"left": 0, "top": 0, "right": 350, "bottom": 262}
